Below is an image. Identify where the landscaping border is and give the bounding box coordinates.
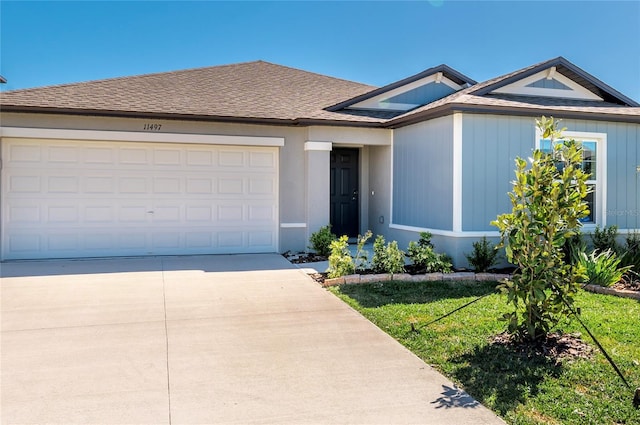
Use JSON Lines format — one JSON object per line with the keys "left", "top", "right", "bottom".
{"left": 583, "top": 284, "right": 640, "bottom": 301}
{"left": 321, "top": 272, "right": 511, "bottom": 287}
{"left": 321, "top": 273, "right": 640, "bottom": 301}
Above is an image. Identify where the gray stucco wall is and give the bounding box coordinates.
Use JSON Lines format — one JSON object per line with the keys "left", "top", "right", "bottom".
{"left": 367, "top": 145, "right": 391, "bottom": 238}
{"left": 392, "top": 115, "right": 454, "bottom": 230}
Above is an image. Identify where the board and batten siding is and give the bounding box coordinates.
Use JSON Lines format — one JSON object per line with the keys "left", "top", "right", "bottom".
{"left": 392, "top": 115, "right": 453, "bottom": 230}
{"left": 461, "top": 114, "right": 640, "bottom": 232}
{"left": 560, "top": 119, "right": 639, "bottom": 231}
{"left": 461, "top": 114, "right": 535, "bottom": 231}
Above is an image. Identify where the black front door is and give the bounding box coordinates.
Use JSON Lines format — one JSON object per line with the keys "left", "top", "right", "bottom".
{"left": 330, "top": 148, "right": 359, "bottom": 238}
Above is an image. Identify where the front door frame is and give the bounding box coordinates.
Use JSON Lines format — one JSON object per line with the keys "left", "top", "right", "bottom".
{"left": 330, "top": 147, "right": 360, "bottom": 238}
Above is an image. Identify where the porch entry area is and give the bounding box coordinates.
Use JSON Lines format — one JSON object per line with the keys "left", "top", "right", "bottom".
{"left": 330, "top": 148, "right": 359, "bottom": 238}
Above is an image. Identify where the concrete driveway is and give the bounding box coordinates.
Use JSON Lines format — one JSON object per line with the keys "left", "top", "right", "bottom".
{"left": 1, "top": 254, "right": 504, "bottom": 424}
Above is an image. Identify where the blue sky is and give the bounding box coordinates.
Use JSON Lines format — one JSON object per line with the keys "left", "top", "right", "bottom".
{"left": 1, "top": 1, "right": 639, "bottom": 101}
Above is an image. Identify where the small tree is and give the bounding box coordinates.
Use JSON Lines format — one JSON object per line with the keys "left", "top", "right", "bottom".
{"left": 491, "top": 117, "right": 589, "bottom": 342}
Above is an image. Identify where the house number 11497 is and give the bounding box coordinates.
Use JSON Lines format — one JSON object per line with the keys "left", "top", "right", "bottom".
{"left": 143, "top": 123, "right": 162, "bottom": 131}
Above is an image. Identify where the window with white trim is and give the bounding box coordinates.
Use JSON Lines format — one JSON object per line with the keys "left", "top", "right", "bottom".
{"left": 536, "top": 130, "right": 606, "bottom": 226}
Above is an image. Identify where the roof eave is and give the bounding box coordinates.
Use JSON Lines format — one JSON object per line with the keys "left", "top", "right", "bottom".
{"left": 0, "top": 105, "right": 386, "bottom": 128}
{"left": 385, "top": 103, "right": 640, "bottom": 128}
{"left": 0, "top": 105, "right": 303, "bottom": 126}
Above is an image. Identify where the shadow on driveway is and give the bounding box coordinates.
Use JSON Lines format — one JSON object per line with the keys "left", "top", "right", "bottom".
{"left": 0, "top": 253, "right": 295, "bottom": 277}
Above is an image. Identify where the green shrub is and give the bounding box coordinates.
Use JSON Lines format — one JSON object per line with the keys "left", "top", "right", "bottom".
{"left": 591, "top": 225, "right": 620, "bottom": 254}
{"left": 406, "top": 232, "right": 452, "bottom": 273}
{"left": 327, "top": 235, "right": 354, "bottom": 278}
{"left": 465, "top": 237, "right": 499, "bottom": 272}
{"left": 308, "top": 225, "right": 336, "bottom": 257}
{"left": 372, "top": 235, "right": 405, "bottom": 275}
{"left": 579, "top": 249, "right": 632, "bottom": 287}
{"left": 620, "top": 232, "right": 640, "bottom": 270}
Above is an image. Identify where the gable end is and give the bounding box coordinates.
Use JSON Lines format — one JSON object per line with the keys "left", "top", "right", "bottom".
{"left": 491, "top": 66, "right": 604, "bottom": 101}
{"left": 326, "top": 64, "right": 476, "bottom": 112}
{"left": 471, "top": 57, "right": 639, "bottom": 107}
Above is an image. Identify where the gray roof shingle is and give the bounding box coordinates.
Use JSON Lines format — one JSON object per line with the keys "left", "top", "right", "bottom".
{"left": 0, "top": 60, "right": 383, "bottom": 124}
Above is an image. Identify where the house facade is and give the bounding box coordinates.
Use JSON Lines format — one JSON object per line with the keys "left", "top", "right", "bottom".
{"left": 1, "top": 58, "right": 638, "bottom": 265}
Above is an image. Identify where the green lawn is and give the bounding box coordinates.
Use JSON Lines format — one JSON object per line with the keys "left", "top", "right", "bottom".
{"left": 328, "top": 280, "right": 640, "bottom": 425}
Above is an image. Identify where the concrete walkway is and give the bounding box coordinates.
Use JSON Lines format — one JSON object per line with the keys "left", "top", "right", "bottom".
{"left": 1, "top": 254, "right": 504, "bottom": 424}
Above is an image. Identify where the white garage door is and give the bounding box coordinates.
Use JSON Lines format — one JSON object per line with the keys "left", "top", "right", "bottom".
{"left": 1, "top": 138, "right": 279, "bottom": 260}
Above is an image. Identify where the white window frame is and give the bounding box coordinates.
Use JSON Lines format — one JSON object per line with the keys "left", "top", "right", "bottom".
{"left": 535, "top": 129, "right": 607, "bottom": 228}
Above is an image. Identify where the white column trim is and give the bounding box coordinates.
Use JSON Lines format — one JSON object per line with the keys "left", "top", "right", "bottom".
{"left": 304, "top": 141, "right": 332, "bottom": 151}
{"left": 0, "top": 126, "right": 285, "bottom": 147}
{"left": 452, "top": 113, "right": 463, "bottom": 232}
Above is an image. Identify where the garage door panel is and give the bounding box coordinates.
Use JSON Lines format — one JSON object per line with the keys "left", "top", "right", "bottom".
{"left": 185, "top": 232, "right": 213, "bottom": 248}
{"left": 85, "top": 147, "right": 114, "bottom": 164}
{"left": 9, "top": 143, "right": 42, "bottom": 163}
{"left": 249, "top": 151, "right": 277, "bottom": 168}
{"left": 248, "top": 230, "right": 275, "bottom": 248}
{"left": 153, "top": 177, "right": 181, "bottom": 194}
{"left": 153, "top": 149, "right": 181, "bottom": 166}
{"left": 85, "top": 206, "right": 114, "bottom": 223}
{"left": 84, "top": 176, "right": 116, "bottom": 193}
{"left": 8, "top": 175, "right": 41, "bottom": 194}
{"left": 186, "top": 150, "right": 213, "bottom": 166}
{"left": 119, "top": 147, "right": 149, "bottom": 165}
{"left": 186, "top": 178, "right": 214, "bottom": 194}
{"left": 48, "top": 176, "right": 79, "bottom": 193}
{"left": 217, "top": 231, "right": 244, "bottom": 249}
{"left": 2, "top": 139, "right": 278, "bottom": 260}
{"left": 218, "top": 150, "right": 245, "bottom": 167}
{"left": 48, "top": 145, "right": 79, "bottom": 163}
{"left": 185, "top": 205, "right": 213, "bottom": 222}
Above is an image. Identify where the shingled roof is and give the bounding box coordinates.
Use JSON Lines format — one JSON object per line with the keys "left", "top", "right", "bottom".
{"left": 1, "top": 58, "right": 639, "bottom": 127}
{"left": 0, "top": 60, "right": 383, "bottom": 125}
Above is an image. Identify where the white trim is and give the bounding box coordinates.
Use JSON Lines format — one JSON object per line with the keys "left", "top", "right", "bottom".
{"left": 452, "top": 113, "right": 463, "bottom": 232}
{"left": 616, "top": 228, "right": 640, "bottom": 235}
{"left": 0, "top": 126, "right": 285, "bottom": 147}
{"left": 304, "top": 141, "right": 332, "bottom": 151}
{"left": 390, "top": 223, "right": 500, "bottom": 238}
{"left": 493, "top": 68, "right": 603, "bottom": 101}
{"left": 546, "top": 66, "right": 556, "bottom": 80}
{"left": 332, "top": 143, "right": 364, "bottom": 148}
{"left": 535, "top": 128, "right": 607, "bottom": 227}
{"left": 280, "top": 223, "right": 307, "bottom": 228}
{"left": 389, "top": 131, "right": 395, "bottom": 225}
{"left": 348, "top": 74, "right": 463, "bottom": 111}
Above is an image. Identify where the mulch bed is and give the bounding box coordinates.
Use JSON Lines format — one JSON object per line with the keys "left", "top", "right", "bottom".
{"left": 614, "top": 273, "right": 640, "bottom": 292}
{"left": 491, "top": 331, "right": 594, "bottom": 364}
{"left": 283, "top": 251, "right": 327, "bottom": 264}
